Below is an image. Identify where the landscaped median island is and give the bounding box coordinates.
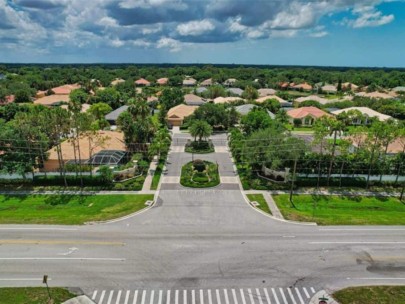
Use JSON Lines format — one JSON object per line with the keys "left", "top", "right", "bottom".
{"left": 0, "top": 287, "right": 76, "bottom": 304}
{"left": 273, "top": 194, "right": 405, "bottom": 225}
{"left": 246, "top": 194, "right": 272, "bottom": 215}
{"left": 180, "top": 160, "right": 220, "bottom": 188}
{"left": 333, "top": 286, "right": 405, "bottom": 304}
{"left": 0, "top": 194, "right": 154, "bottom": 225}
{"left": 185, "top": 140, "right": 215, "bottom": 154}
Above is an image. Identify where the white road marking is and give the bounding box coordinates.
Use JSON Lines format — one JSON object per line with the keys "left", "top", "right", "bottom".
{"left": 150, "top": 290, "right": 155, "bottom": 304}
{"left": 256, "top": 288, "right": 263, "bottom": 304}
{"left": 319, "top": 228, "right": 405, "bottom": 231}
{"left": 352, "top": 277, "right": 405, "bottom": 280}
{"left": 282, "top": 236, "right": 296, "bottom": 238}
{"left": 107, "top": 291, "right": 114, "bottom": 304}
{"left": 141, "top": 290, "right": 146, "bottom": 304}
{"left": 0, "top": 257, "right": 125, "bottom": 261}
{"left": 224, "top": 289, "right": 230, "bottom": 304}
{"left": 166, "top": 290, "right": 171, "bottom": 304}
{"left": 192, "top": 290, "right": 195, "bottom": 304}
{"left": 294, "top": 288, "right": 304, "bottom": 304}
{"left": 208, "top": 289, "right": 213, "bottom": 304}
{"left": 133, "top": 290, "right": 139, "bottom": 304}
{"left": 175, "top": 290, "right": 179, "bottom": 304}
{"left": 158, "top": 290, "right": 162, "bottom": 304}
{"left": 232, "top": 289, "right": 238, "bottom": 304}
{"left": 0, "top": 228, "right": 77, "bottom": 231}
{"left": 310, "top": 288, "right": 316, "bottom": 293}
{"left": 99, "top": 290, "right": 106, "bottom": 304}
{"left": 0, "top": 278, "right": 52, "bottom": 281}
{"left": 240, "top": 289, "right": 247, "bottom": 304}
{"left": 116, "top": 290, "right": 122, "bottom": 304}
{"left": 279, "top": 288, "right": 288, "bottom": 304}
{"left": 310, "top": 242, "right": 405, "bottom": 244}
{"left": 287, "top": 288, "right": 297, "bottom": 304}
{"left": 303, "top": 287, "right": 310, "bottom": 299}
{"left": 263, "top": 288, "right": 271, "bottom": 304}
{"left": 92, "top": 290, "right": 98, "bottom": 300}
{"left": 183, "top": 290, "right": 187, "bottom": 304}
{"left": 216, "top": 289, "right": 221, "bottom": 304}
{"left": 271, "top": 288, "right": 280, "bottom": 304}
{"left": 248, "top": 288, "right": 255, "bottom": 304}
{"left": 124, "top": 290, "right": 130, "bottom": 304}
{"left": 200, "top": 289, "right": 204, "bottom": 304}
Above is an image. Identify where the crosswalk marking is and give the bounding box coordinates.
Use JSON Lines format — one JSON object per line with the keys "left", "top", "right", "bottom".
{"left": 133, "top": 290, "right": 138, "bottom": 304}
{"left": 232, "top": 289, "right": 238, "bottom": 304}
{"left": 263, "top": 288, "right": 271, "bottom": 304}
{"left": 107, "top": 291, "right": 114, "bottom": 304}
{"left": 256, "top": 288, "right": 263, "bottom": 304}
{"left": 287, "top": 288, "right": 297, "bottom": 304}
{"left": 90, "top": 286, "right": 319, "bottom": 304}
{"left": 124, "top": 291, "right": 130, "bottom": 304}
{"left": 271, "top": 288, "right": 280, "bottom": 304}
{"left": 279, "top": 288, "right": 287, "bottom": 304}
{"left": 116, "top": 290, "right": 122, "bottom": 304}
{"left": 224, "top": 289, "right": 230, "bottom": 304}
{"left": 303, "top": 288, "right": 310, "bottom": 299}
{"left": 248, "top": 288, "right": 254, "bottom": 304}
{"left": 295, "top": 288, "right": 304, "bottom": 304}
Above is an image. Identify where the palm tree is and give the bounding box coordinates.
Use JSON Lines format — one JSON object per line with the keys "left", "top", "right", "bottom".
{"left": 189, "top": 120, "right": 213, "bottom": 143}
{"left": 128, "top": 97, "right": 150, "bottom": 120}
{"left": 149, "top": 128, "right": 171, "bottom": 160}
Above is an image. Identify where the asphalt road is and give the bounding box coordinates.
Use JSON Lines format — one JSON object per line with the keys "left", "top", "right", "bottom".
{"left": 0, "top": 133, "right": 404, "bottom": 304}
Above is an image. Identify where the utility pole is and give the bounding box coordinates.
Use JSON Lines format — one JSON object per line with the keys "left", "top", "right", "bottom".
{"left": 43, "top": 275, "right": 52, "bottom": 303}
{"left": 289, "top": 156, "right": 298, "bottom": 208}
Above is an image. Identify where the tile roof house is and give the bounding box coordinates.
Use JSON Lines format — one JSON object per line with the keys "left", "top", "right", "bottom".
{"left": 135, "top": 78, "right": 151, "bottom": 86}
{"left": 235, "top": 104, "right": 275, "bottom": 119}
{"left": 34, "top": 94, "right": 70, "bottom": 107}
{"left": 255, "top": 95, "right": 290, "bottom": 107}
{"left": 258, "top": 88, "right": 277, "bottom": 97}
{"left": 157, "top": 78, "right": 169, "bottom": 85}
{"left": 291, "top": 83, "right": 313, "bottom": 91}
{"left": 321, "top": 85, "right": 337, "bottom": 94}
{"left": 183, "top": 77, "right": 197, "bottom": 87}
{"left": 105, "top": 105, "right": 129, "bottom": 125}
{"left": 184, "top": 94, "right": 206, "bottom": 106}
{"left": 200, "top": 78, "right": 213, "bottom": 86}
{"left": 227, "top": 88, "right": 244, "bottom": 96}
{"left": 167, "top": 104, "right": 198, "bottom": 126}
{"left": 286, "top": 106, "right": 330, "bottom": 126}
{"left": 392, "top": 86, "right": 405, "bottom": 93}
{"left": 341, "top": 82, "right": 359, "bottom": 91}
{"left": 348, "top": 136, "right": 405, "bottom": 155}
{"left": 295, "top": 95, "right": 330, "bottom": 105}
{"left": 224, "top": 78, "right": 237, "bottom": 86}
{"left": 111, "top": 78, "right": 125, "bottom": 86}
{"left": 355, "top": 91, "right": 395, "bottom": 99}
{"left": 1, "top": 95, "right": 15, "bottom": 105}
{"left": 51, "top": 84, "right": 81, "bottom": 95}
{"left": 147, "top": 96, "right": 159, "bottom": 103}
{"left": 331, "top": 107, "right": 393, "bottom": 122}
{"left": 43, "top": 130, "right": 126, "bottom": 172}
{"left": 214, "top": 97, "right": 244, "bottom": 104}
{"left": 195, "top": 87, "right": 208, "bottom": 94}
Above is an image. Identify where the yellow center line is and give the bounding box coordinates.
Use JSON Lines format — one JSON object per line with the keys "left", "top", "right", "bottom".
{"left": 0, "top": 240, "right": 125, "bottom": 246}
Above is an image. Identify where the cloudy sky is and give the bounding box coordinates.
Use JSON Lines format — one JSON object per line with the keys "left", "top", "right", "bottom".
{"left": 1, "top": 0, "right": 404, "bottom": 66}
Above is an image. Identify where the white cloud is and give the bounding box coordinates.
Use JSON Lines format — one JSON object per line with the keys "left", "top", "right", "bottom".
{"left": 156, "top": 37, "right": 181, "bottom": 52}
{"left": 177, "top": 19, "right": 215, "bottom": 36}
{"left": 348, "top": 6, "right": 394, "bottom": 28}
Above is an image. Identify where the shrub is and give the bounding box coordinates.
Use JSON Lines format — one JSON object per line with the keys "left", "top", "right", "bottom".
{"left": 193, "top": 159, "right": 206, "bottom": 172}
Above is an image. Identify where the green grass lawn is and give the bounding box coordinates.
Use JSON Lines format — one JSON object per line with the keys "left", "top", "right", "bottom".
{"left": 333, "top": 286, "right": 405, "bottom": 304}
{"left": 273, "top": 194, "right": 405, "bottom": 225}
{"left": 0, "top": 194, "right": 154, "bottom": 225}
{"left": 246, "top": 194, "right": 272, "bottom": 215}
{"left": 0, "top": 287, "right": 75, "bottom": 304}
{"left": 151, "top": 161, "right": 165, "bottom": 190}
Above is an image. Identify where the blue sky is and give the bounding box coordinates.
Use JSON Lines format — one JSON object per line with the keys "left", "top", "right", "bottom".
{"left": 0, "top": 0, "right": 404, "bottom": 67}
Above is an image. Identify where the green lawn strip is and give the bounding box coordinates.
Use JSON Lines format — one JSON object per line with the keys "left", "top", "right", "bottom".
{"left": 180, "top": 161, "right": 220, "bottom": 188}
{"left": 185, "top": 141, "right": 215, "bottom": 154}
{"left": 0, "top": 287, "right": 75, "bottom": 304}
{"left": 246, "top": 194, "right": 272, "bottom": 215}
{"left": 333, "top": 286, "right": 405, "bottom": 304}
{"left": 0, "top": 194, "right": 153, "bottom": 225}
{"left": 273, "top": 194, "right": 405, "bottom": 225}
{"left": 151, "top": 160, "right": 165, "bottom": 190}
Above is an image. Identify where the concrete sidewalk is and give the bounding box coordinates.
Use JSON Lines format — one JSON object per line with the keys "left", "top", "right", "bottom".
{"left": 244, "top": 189, "right": 401, "bottom": 197}
{"left": 141, "top": 156, "right": 158, "bottom": 191}
{"left": 244, "top": 190, "right": 284, "bottom": 219}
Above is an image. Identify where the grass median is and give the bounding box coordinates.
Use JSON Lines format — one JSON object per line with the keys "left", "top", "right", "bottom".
{"left": 246, "top": 194, "right": 272, "bottom": 215}
{"left": 273, "top": 194, "right": 405, "bottom": 225}
{"left": 333, "top": 286, "right": 405, "bottom": 304}
{"left": 0, "top": 194, "right": 154, "bottom": 225}
{"left": 0, "top": 287, "right": 75, "bottom": 304}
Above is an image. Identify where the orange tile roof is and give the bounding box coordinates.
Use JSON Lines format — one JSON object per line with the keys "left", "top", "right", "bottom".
{"left": 135, "top": 78, "right": 151, "bottom": 85}
{"left": 287, "top": 106, "right": 330, "bottom": 119}
{"left": 1, "top": 95, "right": 15, "bottom": 105}
{"left": 157, "top": 78, "right": 168, "bottom": 85}
{"left": 34, "top": 94, "right": 70, "bottom": 106}
{"left": 51, "top": 84, "right": 81, "bottom": 95}
{"left": 167, "top": 104, "right": 197, "bottom": 120}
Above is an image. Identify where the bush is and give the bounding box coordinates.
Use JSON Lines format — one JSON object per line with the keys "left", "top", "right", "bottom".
{"left": 33, "top": 175, "right": 107, "bottom": 187}
{"left": 193, "top": 159, "right": 206, "bottom": 172}
{"left": 185, "top": 140, "right": 214, "bottom": 154}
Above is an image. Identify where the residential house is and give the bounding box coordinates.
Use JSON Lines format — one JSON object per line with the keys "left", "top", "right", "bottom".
{"left": 224, "top": 78, "right": 237, "bottom": 87}
{"left": 295, "top": 95, "right": 330, "bottom": 105}
{"left": 286, "top": 106, "right": 330, "bottom": 126}
{"left": 147, "top": 96, "right": 159, "bottom": 103}
{"left": 227, "top": 88, "right": 244, "bottom": 96}
{"left": 60, "top": 103, "right": 90, "bottom": 113}
{"left": 184, "top": 94, "right": 205, "bottom": 106}
{"left": 214, "top": 97, "right": 244, "bottom": 104}
{"left": 255, "top": 95, "right": 290, "bottom": 107}
{"left": 331, "top": 107, "right": 393, "bottom": 123}
{"left": 200, "top": 78, "right": 213, "bottom": 86}
{"left": 135, "top": 78, "right": 151, "bottom": 86}
{"left": 183, "top": 77, "right": 197, "bottom": 87}
{"left": 105, "top": 105, "right": 129, "bottom": 125}
{"left": 157, "top": 78, "right": 169, "bottom": 85}
{"left": 291, "top": 83, "right": 313, "bottom": 91}
{"left": 392, "top": 86, "right": 405, "bottom": 93}
{"left": 235, "top": 104, "right": 275, "bottom": 119}
{"left": 195, "top": 87, "right": 208, "bottom": 94}
{"left": 356, "top": 91, "right": 395, "bottom": 100}
{"left": 34, "top": 95, "right": 70, "bottom": 107}
{"left": 50, "top": 84, "right": 81, "bottom": 95}
{"left": 111, "top": 78, "right": 125, "bottom": 86}
{"left": 321, "top": 84, "right": 337, "bottom": 94}
{"left": 341, "top": 82, "right": 359, "bottom": 91}
{"left": 43, "top": 130, "right": 127, "bottom": 172}
{"left": 348, "top": 136, "right": 405, "bottom": 156}
{"left": 0, "top": 95, "right": 15, "bottom": 105}
{"left": 167, "top": 104, "right": 198, "bottom": 126}
{"left": 258, "top": 88, "right": 277, "bottom": 97}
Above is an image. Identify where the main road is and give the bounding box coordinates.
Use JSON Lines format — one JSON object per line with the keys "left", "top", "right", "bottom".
{"left": 0, "top": 133, "right": 404, "bottom": 304}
